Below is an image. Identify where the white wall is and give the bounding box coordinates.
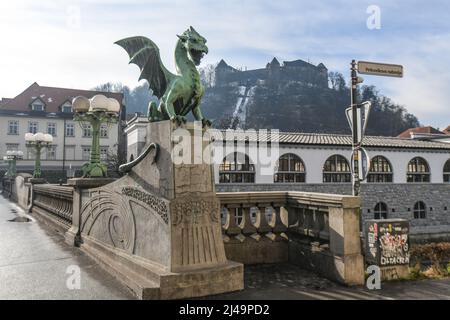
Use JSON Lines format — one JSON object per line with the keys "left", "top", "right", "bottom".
{"left": 213, "top": 143, "right": 450, "bottom": 184}
{"left": 124, "top": 122, "right": 450, "bottom": 185}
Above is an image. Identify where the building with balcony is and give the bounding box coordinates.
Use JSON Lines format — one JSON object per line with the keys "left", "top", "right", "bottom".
{"left": 0, "top": 82, "right": 126, "bottom": 178}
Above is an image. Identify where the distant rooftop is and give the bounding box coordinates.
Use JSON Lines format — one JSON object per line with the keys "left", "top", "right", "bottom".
{"left": 214, "top": 131, "right": 450, "bottom": 150}
{"left": 397, "top": 126, "right": 445, "bottom": 139}
{"left": 0, "top": 82, "right": 124, "bottom": 114}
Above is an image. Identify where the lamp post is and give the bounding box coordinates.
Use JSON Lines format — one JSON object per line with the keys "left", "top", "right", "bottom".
{"left": 25, "top": 132, "right": 53, "bottom": 178}
{"left": 72, "top": 95, "right": 120, "bottom": 178}
{"left": 3, "top": 150, "right": 24, "bottom": 177}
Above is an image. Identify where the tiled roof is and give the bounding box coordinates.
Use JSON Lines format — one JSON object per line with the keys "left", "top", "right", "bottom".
{"left": 0, "top": 82, "right": 124, "bottom": 113}
{"left": 397, "top": 126, "right": 445, "bottom": 138}
{"left": 214, "top": 130, "right": 450, "bottom": 150}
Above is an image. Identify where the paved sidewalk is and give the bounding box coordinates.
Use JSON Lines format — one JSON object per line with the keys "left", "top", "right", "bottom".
{"left": 210, "top": 263, "right": 450, "bottom": 300}
{"left": 0, "top": 193, "right": 134, "bottom": 299}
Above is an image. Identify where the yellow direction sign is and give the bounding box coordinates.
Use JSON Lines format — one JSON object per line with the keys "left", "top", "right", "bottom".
{"left": 357, "top": 61, "right": 403, "bottom": 78}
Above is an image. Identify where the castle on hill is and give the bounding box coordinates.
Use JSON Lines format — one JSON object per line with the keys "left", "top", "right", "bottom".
{"left": 214, "top": 57, "right": 328, "bottom": 88}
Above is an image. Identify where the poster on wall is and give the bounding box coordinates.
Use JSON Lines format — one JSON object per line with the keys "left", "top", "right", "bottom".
{"left": 365, "top": 219, "right": 410, "bottom": 266}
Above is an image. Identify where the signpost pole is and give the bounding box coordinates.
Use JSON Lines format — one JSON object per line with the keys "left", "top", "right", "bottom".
{"left": 351, "top": 59, "right": 360, "bottom": 196}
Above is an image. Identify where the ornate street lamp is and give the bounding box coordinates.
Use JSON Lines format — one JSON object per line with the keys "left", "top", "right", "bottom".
{"left": 25, "top": 132, "right": 53, "bottom": 178}
{"left": 72, "top": 95, "right": 120, "bottom": 178}
{"left": 3, "top": 150, "right": 24, "bottom": 177}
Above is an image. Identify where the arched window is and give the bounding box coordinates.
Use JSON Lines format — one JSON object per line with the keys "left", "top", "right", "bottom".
{"left": 367, "top": 156, "right": 393, "bottom": 183}
{"left": 374, "top": 202, "right": 388, "bottom": 219}
{"left": 323, "top": 155, "right": 351, "bottom": 183}
{"left": 219, "top": 152, "right": 255, "bottom": 183}
{"left": 407, "top": 157, "right": 430, "bottom": 183}
{"left": 413, "top": 201, "right": 426, "bottom": 219}
{"left": 274, "top": 153, "right": 305, "bottom": 183}
{"left": 443, "top": 159, "right": 450, "bottom": 182}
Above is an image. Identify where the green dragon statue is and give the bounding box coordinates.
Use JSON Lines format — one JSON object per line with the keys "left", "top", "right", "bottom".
{"left": 115, "top": 26, "right": 211, "bottom": 127}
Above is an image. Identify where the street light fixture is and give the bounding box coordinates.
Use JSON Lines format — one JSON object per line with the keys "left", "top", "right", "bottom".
{"left": 25, "top": 132, "right": 53, "bottom": 178}
{"left": 72, "top": 95, "right": 120, "bottom": 178}
{"left": 3, "top": 150, "right": 24, "bottom": 177}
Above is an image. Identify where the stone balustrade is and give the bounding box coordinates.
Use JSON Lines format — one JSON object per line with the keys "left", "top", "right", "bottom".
{"left": 5, "top": 178, "right": 364, "bottom": 286}
{"left": 217, "top": 191, "right": 364, "bottom": 285}
{"left": 32, "top": 184, "right": 74, "bottom": 228}
{"left": 1, "top": 178, "right": 13, "bottom": 199}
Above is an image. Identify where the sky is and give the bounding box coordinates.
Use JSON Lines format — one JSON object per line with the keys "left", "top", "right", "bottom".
{"left": 1, "top": 0, "right": 450, "bottom": 129}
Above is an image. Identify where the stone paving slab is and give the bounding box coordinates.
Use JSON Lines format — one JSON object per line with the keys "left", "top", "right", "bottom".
{"left": 208, "top": 261, "right": 450, "bottom": 300}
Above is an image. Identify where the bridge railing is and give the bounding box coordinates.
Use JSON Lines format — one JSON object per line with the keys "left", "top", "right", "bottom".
{"left": 32, "top": 184, "right": 74, "bottom": 228}
{"left": 217, "top": 191, "right": 364, "bottom": 285}
{"left": 7, "top": 181, "right": 364, "bottom": 285}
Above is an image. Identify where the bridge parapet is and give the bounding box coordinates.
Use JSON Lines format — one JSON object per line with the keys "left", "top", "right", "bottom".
{"left": 218, "top": 191, "right": 364, "bottom": 285}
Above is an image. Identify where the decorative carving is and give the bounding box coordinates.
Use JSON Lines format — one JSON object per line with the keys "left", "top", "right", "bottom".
{"left": 81, "top": 190, "right": 136, "bottom": 254}
{"left": 121, "top": 187, "right": 169, "bottom": 224}
{"left": 171, "top": 197, "right": 220, "bottom": 226}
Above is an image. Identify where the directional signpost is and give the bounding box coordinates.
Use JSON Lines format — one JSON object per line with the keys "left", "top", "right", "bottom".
{"left": 351, "top": 147, "right": 370, "bottom": 181}
{"left": 357, "top": 61, "right": 403, "bottom": 78}
{"left": 346, "top": 101, "right": 371, "bottom": 144}
{"left": 349, "top": 60, "right": 403, "bottom": 196}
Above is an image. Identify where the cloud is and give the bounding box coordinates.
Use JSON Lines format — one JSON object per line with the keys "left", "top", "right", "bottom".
{"left": 0, "top": 0, "right": 449, "bottom": 129}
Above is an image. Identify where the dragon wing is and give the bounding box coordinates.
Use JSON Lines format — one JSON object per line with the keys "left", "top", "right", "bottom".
{"left": 115, "top": 36, "right": 176, "bottom": 99}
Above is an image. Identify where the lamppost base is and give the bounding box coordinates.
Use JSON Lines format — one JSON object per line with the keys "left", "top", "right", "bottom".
{"left": 81, "top": 162, "right": 108, "bottom": 178}
{"left": 28, "top": 178, "right": 46, "bottom": 184}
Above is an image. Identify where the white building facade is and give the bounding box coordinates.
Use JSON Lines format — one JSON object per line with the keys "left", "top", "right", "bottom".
{"left": 126, "top": 116, "right": 450, "bottom": 242}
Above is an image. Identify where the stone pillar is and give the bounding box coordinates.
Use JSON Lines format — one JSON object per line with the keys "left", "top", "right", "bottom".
{"left": 71, "top": 121, "right": 243, "bottom": 299}
{"left": 27, "top": 178, "right": 46, "bottom": 213}
{"left": 328, "top": 198, "right": 365, "bottom": 285}
{"left": 65, "top": 178, "right": 115, "bottom": 247}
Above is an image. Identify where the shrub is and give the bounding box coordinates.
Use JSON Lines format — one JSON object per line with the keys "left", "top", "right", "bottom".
{"left": 410, "top": 242, "right": 450, "bottom": 277}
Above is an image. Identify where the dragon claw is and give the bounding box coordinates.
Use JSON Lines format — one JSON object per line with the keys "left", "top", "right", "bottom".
{"left": 202, "top": 118, "right": 212, "bottom": 128}
{"left": 171, "top": 115, "right": 187, "bottom": 125}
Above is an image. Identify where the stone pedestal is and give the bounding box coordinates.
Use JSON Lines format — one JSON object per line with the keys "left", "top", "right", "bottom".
{"left": 27, "top": 177, "right": 47, "bottom": 213}
{"left": 65, "top": 178, "right": 115, "bottom": 247}
{"left": 74, "top": 121, "right": 243, "bottom": 299}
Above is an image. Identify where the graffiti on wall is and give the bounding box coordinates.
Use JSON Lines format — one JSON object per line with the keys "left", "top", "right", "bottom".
{"left": 365, "top": 219, "right": 410, "bottom": 266}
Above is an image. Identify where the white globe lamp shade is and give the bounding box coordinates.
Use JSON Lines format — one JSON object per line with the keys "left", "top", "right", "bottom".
{"left": 107, "top": 98, "right": 120, "bottom": 113}
{"left": 90, "top": 94, "right": 109, "bottom": 111}
{"left": 72, "top": 96, "right": 90, "bottom": 113}
{"left": 43, "top": 134, "right": 53, "bottom": 143}
{"left": 34, "top": 132, "right": 45, "bottom": 142}
{"left": 18, "top": 151, "right": 24, "bottom": 157}
{"left": 3, "top": 156, "right": 7, "bottom": 161}
{"left": 25, "top": 133, "right": 35, "bottom": 142}
{"left": 6, "top": 150, "right": 12, "bottom": 156}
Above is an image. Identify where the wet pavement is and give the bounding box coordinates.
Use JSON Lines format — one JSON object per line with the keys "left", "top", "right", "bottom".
{"left": 0, "top": 193, "right": 134, "bottom": 300}
{"left": 1, "top": 192, "right": 450, "bottom": 300}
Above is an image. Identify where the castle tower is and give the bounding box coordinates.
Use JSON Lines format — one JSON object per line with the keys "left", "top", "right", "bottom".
{"left": 215, "top": 59, "right": 236, "bottom": 87}
{"left": 317, "top": 63, "right": 328, "bottom": 88}
{"left": 267, "top": 57, "right": 281, "bottom": 85}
